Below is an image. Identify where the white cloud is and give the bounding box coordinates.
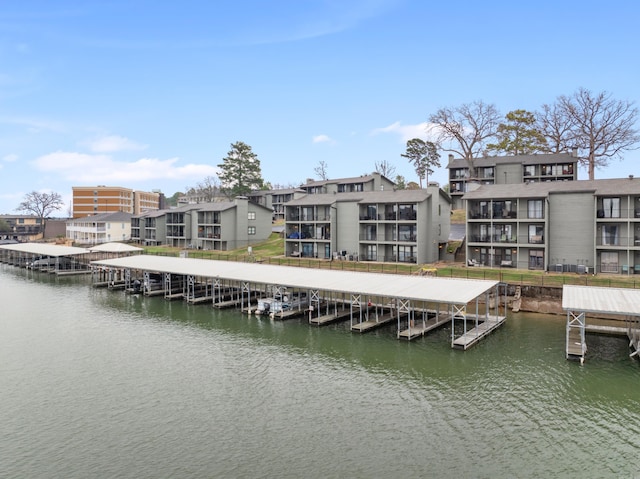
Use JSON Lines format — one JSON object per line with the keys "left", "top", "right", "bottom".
{"left": 2, "top": 154, "right": 18, "bottom": 162}
{"left": 0, "top": 115, "right": 66, "bottom": 133}
{"left": 32, "top": 151, "right": 219, "bottom": 183}
{"left": 312, "top": 134, "right": 335, "bottom": 144}
{"left": 85, "top": 135, "right": 148, "bottom": 153}
{"left": 370, "top": 121, "right": 438, "bottom": 143}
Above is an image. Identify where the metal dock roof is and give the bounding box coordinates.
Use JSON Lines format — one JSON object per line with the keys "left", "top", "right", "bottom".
{"left": 0, "top": 243, "right": 90, "bottom": 257}
{"left": 92, "top": 255, "right": 499, "bottom": 305}
{"left": 562, "top": 285, "right": 640, "bottom": 316}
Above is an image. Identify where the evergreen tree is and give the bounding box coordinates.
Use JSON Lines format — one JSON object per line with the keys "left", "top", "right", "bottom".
{"left": 217, "top": 141, "right": 265, "bottom": 198}
{"left": 487, "top": 109, "right": 547, "bottom": 155}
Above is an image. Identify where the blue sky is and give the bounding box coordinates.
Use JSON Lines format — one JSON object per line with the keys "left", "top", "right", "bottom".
{"left": 1, "top": 0, "right": 639, "bottom": 215}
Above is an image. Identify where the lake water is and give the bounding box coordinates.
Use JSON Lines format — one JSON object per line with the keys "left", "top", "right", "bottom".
{"left": 1, "top": 265, "right": 639, "bottom": 478}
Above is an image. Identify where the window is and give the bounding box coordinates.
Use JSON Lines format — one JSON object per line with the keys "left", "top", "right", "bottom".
{"left": 248, "top": 226, "right": 256, "bottom": 235}
{"left": 601, "top": 198, "right": 620, "bottom": 218}
{"left": 248, "top": 211, "right": 256, "bottom": 220}
{"left": 523, "top": 165, "right": 536, "bottom": 177}
{"left": 601, "top": 252, "right": 619, "bottom": 273}
{"left": 527, "top": 200, "right": 543, "bottom": 219}
{"left": 529, "top": 250, "right": 544, "bottom": 270}
{"left": 528, "top": 225, "right": 544, "bottom": 244}
{"left": 602, "top": 224, "right": 619, "bottom": 246}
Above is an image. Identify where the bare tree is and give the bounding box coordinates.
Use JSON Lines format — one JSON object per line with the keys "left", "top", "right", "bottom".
{"left": 374, "top": 160, "right": 396, "bottom": 178}
{"left": 16, "top": 191, "right": 64, "bottom": 231}
{"left": 314, "top": 160, "right": 329, "bottom": 180}
{"left": 428, "top": 100, "right": 501, "bottom": 177}
{"left": 196, "top": 176, "right": 221, "bottom": 202}
{"left": 536, "top": 102, "right": 577, "bottom": 154}
{"left": 401, "top": 138, "right": 440, "bottom": 188}
{"left": 557, "top": 88, "right": 640, "bottom": 179}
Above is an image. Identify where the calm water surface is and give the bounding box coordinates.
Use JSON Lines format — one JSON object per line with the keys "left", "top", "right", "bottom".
{"left": 1, "top": 265, "right": 639, "bottom": 478}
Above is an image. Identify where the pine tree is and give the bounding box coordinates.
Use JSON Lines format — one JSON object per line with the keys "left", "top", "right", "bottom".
{"left": 217, "top": 141, "right": 265, "bottom": 198}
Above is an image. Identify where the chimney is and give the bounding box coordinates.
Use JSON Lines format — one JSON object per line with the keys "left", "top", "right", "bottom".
{"left": 448, "top": 154, "right": 454, "bottom": 161}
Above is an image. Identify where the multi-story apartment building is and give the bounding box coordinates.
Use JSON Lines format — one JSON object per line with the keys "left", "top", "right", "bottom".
{"left": 464, "top": 177, "right": 640, "bottom": 274}
{"left": 0, "top": 215, "right": 44, "bottom": 242}
{"left": 72, "top": 186, "right": 163, "bottom": 218}
{"left": 448, "top": 152, "right": 579, "bottom": 209}
{"left": 142, "top": 197, "right": 272, "bottom": 250}
{"left": 299, "top": 172, "right": 396, "bottom": 195}
{"left": 246, "top": 188, "right": 306, "bottom": 221}
{"left": 66, "top": 212, "right": 133, "bottom": 245}
{"left": 131, "top": 210, "right": 167, "bottom": 246}
{"left": 284, "top": 183, "right": 450, "bottom": 264}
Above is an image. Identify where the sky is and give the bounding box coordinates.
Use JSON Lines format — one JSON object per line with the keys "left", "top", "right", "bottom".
{"left": 1, "top": 0, "right": 640, "bottom": 215}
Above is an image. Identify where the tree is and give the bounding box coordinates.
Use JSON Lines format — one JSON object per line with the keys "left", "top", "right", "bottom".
{"left": 536, "top": 102, "right": 577, "bottom": 154}
{"left": 374, "top": 160, "right": 396, "bottom": 178}
{"left": 195, "top": 176, "right": 221, "bottom": 202}
{"left": 16, "top": 191, "right": 64, "bottom": 230}
{"left": 394, "top": 175, "right": 407, "bottom": 190}
{"left": 487, "top": 109, "right": 547, "bottom": 155}
{"left": 314, "top": 160, "right": 329, "bottom": 180}
{"left": 428, "top": 100, "right": 501, "bottom": 177}
{"left": 217, "top": 141, "right": 265, "bottom": 198}
{"left": 0, "top": 218, "right": 10, "bottom": 233}
{"left": 556, "top": 88, "right": 640, "bottom": 179}
{"left": 400, "top": 138, "right": 440, "bottom": 188}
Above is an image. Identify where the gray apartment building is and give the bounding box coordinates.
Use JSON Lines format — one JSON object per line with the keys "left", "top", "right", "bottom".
{"left": 463, "top": 177, "right": 640, "bottom": 274}
{"left": 284, "top": 183, "right": 451, "bottom": 264}
{"left": 132, "top": 197, "right": 272, "bottom": 250}
{"left": 299, "top": 172, "right": 396, "bottom": 195}
{"left": 448, "top": 152, "right": 579, "bottom": 209}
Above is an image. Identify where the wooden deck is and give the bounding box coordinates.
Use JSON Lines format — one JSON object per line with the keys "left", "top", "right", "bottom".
{"left": 452, "top": 315, "right": 506, "bottom": 350}
{"left": 397, "top": 312, "right": 450, "bottom": 340}
{"left": 351, "top": 312, "right": 398, "bottom": 333}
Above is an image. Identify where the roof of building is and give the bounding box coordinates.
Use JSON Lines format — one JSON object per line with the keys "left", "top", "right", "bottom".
{"left": 69, "top": 212, "right": 133, "bottom": 222}
{"left": 447, "top": 152, "right": 577, "bottom": 169}
{"left": 88, "top": 242, "right": 143, "bottom": 253}
{"left": 462, "top": 177, "right": 640, "bottom": 200}
{"left": 91, "top": 255, "right": 499, "bottom": 305}
{"left": 563, "top": 285, "right": 640, "bottom": 316}
{"left": 301, "top": 172, "right": 392, "bottom": 188}
{"left": 286, "top": 189, "right": 433, "bottom": 207}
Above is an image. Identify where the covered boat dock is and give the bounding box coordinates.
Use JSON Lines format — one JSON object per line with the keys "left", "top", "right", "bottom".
{"left": 563, "top": 285, "right": 640, "bottom": 363}
{"left": 91, "top": 254, "right": 507, "bottom": 350}
{"left": 0, "top": 243, "right": 91, "bottom": 274}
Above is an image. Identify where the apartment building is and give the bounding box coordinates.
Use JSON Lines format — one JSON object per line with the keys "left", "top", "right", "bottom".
{"left": 448, "top": 152, "right": 579, "bottom": 209}
{"left": 463, "top": 176, "right": 640, "bottom": 274}
{"left": 0, "top": 215, "right": 43, "bottom": 242}
{"left": 151, "top": 197, "right": 272, "bottom": 250}
{"left": 72, "top": 186, "right": 163, "bottom": 218}
{"left": 246, "top": 188, "right": 306, "bottom": 221}
{"left": 66, "top": 212, "right": 133, "bottom": 245}
{"left": 132, "top": 210, "right": 167, "bottom": 246}
{"left": 284, "top": 183, "right": 450, "bottom": 264}
{"left": 299, "top": 172, "right": 396, "bottom": 195}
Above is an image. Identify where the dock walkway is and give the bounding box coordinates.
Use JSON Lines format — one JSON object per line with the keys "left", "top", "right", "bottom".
{"left": 452, "top": 315, "right": 506, "bottom": 350}
{"left": 398, "top": 312, "right": 450, "bottom": 340}
{"left": 351, "top": 312, "right": 399, "bottom": 333}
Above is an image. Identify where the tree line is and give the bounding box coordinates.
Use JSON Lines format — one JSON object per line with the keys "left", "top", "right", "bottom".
{"left": 14, "top": 88, "right": 639, "bottom": 221}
